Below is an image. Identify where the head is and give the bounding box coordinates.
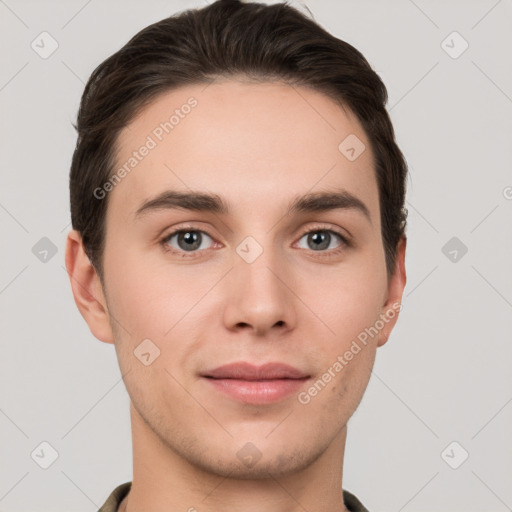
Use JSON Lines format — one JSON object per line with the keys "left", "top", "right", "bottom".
{"left": 66, "top": 0, "right": 407, "bottom": 480}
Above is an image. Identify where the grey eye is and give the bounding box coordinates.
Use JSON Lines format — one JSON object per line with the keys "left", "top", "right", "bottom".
{"left": 165, "top": 230, "right": 214, "bottom": 252}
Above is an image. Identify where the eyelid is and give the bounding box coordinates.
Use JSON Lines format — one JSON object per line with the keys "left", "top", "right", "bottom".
{"left": 159, "top": 222, "right": 351, "bottom": 256}
{"left": 296, "top": 223, "right": 351, "bottom": 244}
{"left": 159, "top": 224, "right": 218, "bottom": 254}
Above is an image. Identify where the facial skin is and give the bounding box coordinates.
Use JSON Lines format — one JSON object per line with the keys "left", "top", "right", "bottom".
{"left": 66, "top": 78, "right": 406, "bottom": 512}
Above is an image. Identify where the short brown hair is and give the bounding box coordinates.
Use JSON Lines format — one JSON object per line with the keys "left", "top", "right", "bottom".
{"left": 69, "top": 0, "right": 408, "bottom": 281}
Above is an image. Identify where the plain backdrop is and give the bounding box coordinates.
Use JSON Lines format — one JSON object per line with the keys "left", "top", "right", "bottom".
{"left": 1, "top": 1, "right": 511, "bottom": 511}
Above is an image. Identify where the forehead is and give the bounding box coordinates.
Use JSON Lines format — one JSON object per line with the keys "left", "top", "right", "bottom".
{"left": 109, "top": 79, "right": 378, "bottom": 223}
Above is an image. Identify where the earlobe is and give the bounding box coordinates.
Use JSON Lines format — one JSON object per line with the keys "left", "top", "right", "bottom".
{"left": 377, "top": 236, "right": 407, "bottom": 348}
{"left": 64, "top": 230, "right": 114, "bottom": 344}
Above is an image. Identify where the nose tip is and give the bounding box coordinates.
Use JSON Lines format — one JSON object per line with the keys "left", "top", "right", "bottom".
{"left": 223, "top": 259, "right": 296, "bottom": 336}
{"left": 235, "top": 318, "right": 286, "bottom": 332}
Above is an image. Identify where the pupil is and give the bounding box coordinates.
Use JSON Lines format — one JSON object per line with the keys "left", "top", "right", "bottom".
{"left": 310, "top": 231, "right": 329, "bottom": 250}
{"left": 180, "top": 231, "right": 200, "bottom": 251}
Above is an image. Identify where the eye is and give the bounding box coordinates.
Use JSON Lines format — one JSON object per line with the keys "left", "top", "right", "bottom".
{"left": 296, "top": 228, "right": 349, "bottom": 254}
{"left": 159, "top": 225, "right": 350, "bottom": 258}
{"left": 161, "top": 229, "right": 215, "bottom": 255}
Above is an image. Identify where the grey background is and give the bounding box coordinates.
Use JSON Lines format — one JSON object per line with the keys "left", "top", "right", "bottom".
{"left": 1, "top": 0, "right": 511, "bottom": 511}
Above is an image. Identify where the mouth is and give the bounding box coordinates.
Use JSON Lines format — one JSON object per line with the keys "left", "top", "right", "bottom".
{"left": 200, "top": 362, "right": 311, "bottom": 404}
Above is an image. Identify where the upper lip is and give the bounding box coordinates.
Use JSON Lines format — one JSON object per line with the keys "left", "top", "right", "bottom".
{"left": 201, "top": 362, "right": 310, "bottom": 380}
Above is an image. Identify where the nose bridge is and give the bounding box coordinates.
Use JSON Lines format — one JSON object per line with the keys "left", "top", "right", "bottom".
{"left": 223, "top": 231, "right": 296, "bottom": 334}
{"left": 236, "top": 232, "right": 286, "bottom": 301}
{"left": 240, "top": 250, "right": 280, "bottom": 292}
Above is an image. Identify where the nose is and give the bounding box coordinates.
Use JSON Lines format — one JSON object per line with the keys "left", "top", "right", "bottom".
{"left": 222, "top": 244, "right": 297, "bottom": 337}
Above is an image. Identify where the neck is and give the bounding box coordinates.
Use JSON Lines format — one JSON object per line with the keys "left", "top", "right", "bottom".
{"left": 122, "top": 401, "right": 350, "bottom": 512}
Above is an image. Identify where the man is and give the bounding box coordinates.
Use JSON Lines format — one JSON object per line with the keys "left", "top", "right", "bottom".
{"left": 65, "top": 1, "right": 408, "bottom": 511}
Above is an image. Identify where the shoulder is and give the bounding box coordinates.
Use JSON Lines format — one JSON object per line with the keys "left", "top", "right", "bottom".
{"left": 343, "top": 489, "right": 370, "bottom": 512}
{"left": 97, "top": 481, "right": 132, "bottom": 512}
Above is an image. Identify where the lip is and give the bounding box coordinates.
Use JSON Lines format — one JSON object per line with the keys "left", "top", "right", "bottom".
{"left": 201, "top": 362, "right": 309, "bottom": 380}
{"left": 200, "top": 362, "right": 310, "bottom": 404}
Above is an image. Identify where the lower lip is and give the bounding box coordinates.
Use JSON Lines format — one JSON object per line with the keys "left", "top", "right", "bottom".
{"left": 203, "top": 377, "right": 309, "bottom": 404}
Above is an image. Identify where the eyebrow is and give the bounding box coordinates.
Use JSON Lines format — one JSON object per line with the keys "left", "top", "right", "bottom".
{"left": 134, "top": 189, "right": 371, "bottom": 224}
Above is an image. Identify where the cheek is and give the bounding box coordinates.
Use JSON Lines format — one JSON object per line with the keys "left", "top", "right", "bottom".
{"left": 103, "top": 247, "right": 217, "bottom": 342}
{"left": 305, "top": 261, "right": 387, "bottom": 347}
{"left": 103, "top": 222, "right": 387, "bottom": 344}
{"left": 102, "top": 243, "right": 162, "bottom": 340}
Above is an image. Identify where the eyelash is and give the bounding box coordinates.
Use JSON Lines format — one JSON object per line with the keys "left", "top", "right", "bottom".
{"left": 159, "top": 224, "right": 351, "bottom": 259}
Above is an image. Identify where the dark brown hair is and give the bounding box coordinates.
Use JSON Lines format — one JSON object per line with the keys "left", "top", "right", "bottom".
{"left": 69, "top": 0, "right": 408, "bottom": 282}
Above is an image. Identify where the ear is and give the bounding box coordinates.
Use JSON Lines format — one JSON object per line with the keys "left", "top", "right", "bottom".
{"left": 377, "top": 236, "right": 407, "bottom": 347}
{"left": 64, "top": 230, "right": 114, "bottom": 344}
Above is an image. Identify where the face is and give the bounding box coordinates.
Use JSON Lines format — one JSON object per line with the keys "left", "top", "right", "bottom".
{"left": 73, "top": 78, "right": 405, "bottom": 479}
